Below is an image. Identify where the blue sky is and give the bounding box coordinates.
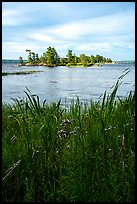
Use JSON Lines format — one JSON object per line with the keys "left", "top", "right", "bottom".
{"left": 2, "top": 2, "right": 135, "bottom": 61}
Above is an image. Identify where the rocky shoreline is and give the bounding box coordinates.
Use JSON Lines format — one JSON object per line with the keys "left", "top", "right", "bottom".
{"left": 17, "top": 61, "right": 117, "bottom": 67}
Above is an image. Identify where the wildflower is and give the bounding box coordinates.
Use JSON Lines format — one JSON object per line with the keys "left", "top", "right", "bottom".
{"left": 56, "top": 150, "right": 59, "bottom": 154}
{"left": 73, "top": 126, "right": 79, "bottom": 135}
{"left": 130, "top": 150, "right": 134, "bottom": 156}
{"left": 69, "top": 131, "right": 74, "bottom": 135}
{"left": 85, "top": 131, "right": 88, "bottom": 135}
{"left": 61, "top": 118, "right": 71, "bottom": 127}
{"left": 58, "top": 130, "right": 67, "bottom": 138}
{"left": 104, "top": 126, "right": 113, "bottom": 131}
{"left": 67, "top": 145, "right": 70, "bottom": 149}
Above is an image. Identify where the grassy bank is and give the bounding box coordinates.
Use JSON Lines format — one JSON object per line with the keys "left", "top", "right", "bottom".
{"left": 66, "top": 63, "right": 101, "bottom": 68}
{"left": 2, "top": 73, "right": 135, "bottom": 202}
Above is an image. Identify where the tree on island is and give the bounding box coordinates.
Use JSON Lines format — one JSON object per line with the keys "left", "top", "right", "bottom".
{"left": 90, "top": 55, "right": 96, "bottom": 63}
{"left": 23, "top": 46, "right": 113, "bottom": 67}
{"left": 19, "top": 56, "right": 23, "bottom": 65}
{"left": 40, "top": 52, "right": 47, "bottom": 64}
{"left": 106, "top": 58, "right": 112, "bottom": 63}
{"left": 26, "top": 49, "right": 33, "bottom": 64}
{"left": 95, "top": 55, "right": 100, "bottom": 63}
{"left": 60, "top": 57, "right": 68, "bottom": 65}
{"left": 67, "top": 50, "right": 74, "bottom": 64}
{"left": 73, "top": 54, "right": 79, "bottom": 64}
{"left": 45, "top": 46, "right": 60, "bottom": 66}
{"left": 35, "top": 53, "right": 40, "bottom": 64}
{"left": 79, "top": 54, "right": 88, "bottom": 66}
{"left": 32, "top": 52, "right": 36, "bottom": 64}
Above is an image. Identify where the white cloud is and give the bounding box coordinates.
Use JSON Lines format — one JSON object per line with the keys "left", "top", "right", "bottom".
{"left": 27, "top": 9, "right": 134, "bottom": 45}
{"left": 30, "top": 33, "right": 61, "bottom": 44}
{"left": 2, "top": 3, "right": 135, "bottom": 60}
{"left": 2, "top": 8, "right": 31, "bottom": 26}
{"left": 25, "top": 9, "right": 134, "bottom": 57}
{"left": 76, "top": 43, "right": 111, "bottom": 52}
{"left": 3, "top": 42, "right": 41, "bottom": 54}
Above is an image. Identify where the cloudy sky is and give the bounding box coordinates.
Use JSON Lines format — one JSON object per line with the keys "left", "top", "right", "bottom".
{"left": 2, "top": 2, "right": 135, "bottom": 61}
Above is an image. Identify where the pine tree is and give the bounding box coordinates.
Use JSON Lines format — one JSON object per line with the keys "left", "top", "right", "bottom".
{"left": 19, "top": 56, "right": 23, "bottom": 65}
{"left": 67, "top": 50, "right": 73, "bottom": 64}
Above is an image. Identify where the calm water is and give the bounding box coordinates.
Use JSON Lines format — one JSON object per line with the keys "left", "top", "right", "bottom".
{"left": 2, "top": 60, "right": 135, "bottom": 105}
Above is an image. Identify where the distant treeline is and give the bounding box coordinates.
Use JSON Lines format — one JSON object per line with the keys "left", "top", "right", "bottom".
{"left": 19, "top": 46, "right": 112, "bottom": 67}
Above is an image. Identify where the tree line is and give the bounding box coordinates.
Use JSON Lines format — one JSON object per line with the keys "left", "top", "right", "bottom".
{"left": 19, "top": 46, "right": 112, "bottom": 67}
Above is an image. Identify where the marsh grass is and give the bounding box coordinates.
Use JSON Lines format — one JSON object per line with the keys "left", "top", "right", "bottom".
{"left": 2, "top": 72, "right": 135, "bottom": 202}
{"left": 2, "top": 70, "right": 43, "bottom": 76}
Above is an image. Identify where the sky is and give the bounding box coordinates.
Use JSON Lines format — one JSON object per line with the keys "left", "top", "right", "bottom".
{"left": 2, "top": 2, "right": 135, "bottom": 61}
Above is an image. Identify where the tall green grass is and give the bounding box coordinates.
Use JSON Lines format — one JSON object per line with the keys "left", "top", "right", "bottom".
{"left": 2, "top": 72, "right": 135, "bottom": 201}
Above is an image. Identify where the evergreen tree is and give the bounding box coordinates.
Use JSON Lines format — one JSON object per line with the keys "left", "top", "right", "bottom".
{"left": 19, "top": 56, "right": 23, "bottom": 65}
{"left": 73, "top": 54, "right": 79, "bottom": 64}
{"left": 106, "top": 58, "right": 112, "bottom": 63}
{"left": 90, "top": 55, "right": 96, "bottom": 63}
{"left": 28, "top": 52, "right": 33, "bottom": 64}
{"left": 95, "top": 55, "right": 100, "bottom": 63}
{"left": 79, "top": 54, "right": 88, "bottom": 66}
{"left": 67, "top": 50, "right": 73, "bottom": 64}
{"left": 31, "top": 52, "right": 36, "bottom": 64}
{"left": 24, "top": 47, "right": 112, "bottom": 66}
{"left": 60, "top": 57, "right": 68, "bottom": 65}
{"left": 45, "top": 46, "right": 59, "bottom": 66}
{"left": 35, "top": 53, "right": 40, "bottom": 64}
{"left": 103, "top": 57, "right": 106, "bottom": 63}
{"left": 42, "top": 52, "right": 47, "bottom": 64}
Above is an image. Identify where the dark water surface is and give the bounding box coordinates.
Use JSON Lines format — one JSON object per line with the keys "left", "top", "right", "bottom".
{"left": 2, "top": 60, "right": 135, "bottom": 105}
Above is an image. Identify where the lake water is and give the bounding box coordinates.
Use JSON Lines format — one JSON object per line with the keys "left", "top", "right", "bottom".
{"left": 2, "top": 60, "right": 135, "bottom": 105}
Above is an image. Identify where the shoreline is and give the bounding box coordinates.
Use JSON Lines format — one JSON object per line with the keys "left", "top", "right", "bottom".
{"left": 16, "top": 61, "right": 118, "bottom": 67}
{"left": 16, "top": 63, "right": 103, "bottom": 68}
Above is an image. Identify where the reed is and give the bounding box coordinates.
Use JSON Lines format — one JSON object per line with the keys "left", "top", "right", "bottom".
{"left": 2, "top": 73, "right": 135, "bottom": 202}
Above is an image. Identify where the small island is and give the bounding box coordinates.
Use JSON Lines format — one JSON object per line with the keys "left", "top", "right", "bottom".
{"left": 18, "top": 46, "right": 115, "bottom": 68}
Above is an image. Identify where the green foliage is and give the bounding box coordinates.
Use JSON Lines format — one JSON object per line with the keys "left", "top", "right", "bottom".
{"left": 19, "top": 56, "right": 23, "bottom": 65}
{"left": 35, "top": 53, "right": 40, "bottom": 64}
{"left": 2, "top": 73, "right": 135, "bottom": 202}
{"left": 60, "top": 57, "right": 68, "bottom": 65}
{"left": 90, "top": 55, "right": 96, "bottom": 63}
{"left": 79, "top": 54, "right": 89, "bottom": 66}
{"left": 42, "top": 46, "right": 60, "bottom": 66}
{"left": 66, "top": 50, "right": 73, "bottom": 64}
{"left": 31, "top": 52, "right": 35, "bottom": 64}
{"left": 106, "top": 58, "right": 112, "bottom": 63}
{"left": 76, "top": 62, "right": 82, "bottom": 65}
{"left": 74, "top": 54, "right": 79, "bottom": 64}
{"left": 27, "top": 50, "right": 33, "bottom": 64}
{"left": 95, "top": 54, "right": 101, "bottom": 63}
{"left": 24, "top": 47, "right": 113, "bottom": 67}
